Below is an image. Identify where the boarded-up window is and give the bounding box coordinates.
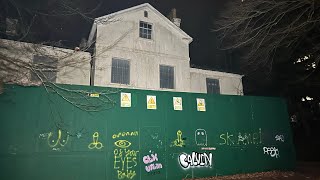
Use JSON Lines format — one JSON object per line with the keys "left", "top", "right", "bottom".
{"left": 160, "top": 65, "right": 174, "bottom": 89}
{"left": 206, "top": 78, "right": 220, "bottom": 94}
{"left": 111, "top": 58, "right": 130, "bottom": 85}
{"left": 31, "top": 55, "right": 57, "bottom": 82}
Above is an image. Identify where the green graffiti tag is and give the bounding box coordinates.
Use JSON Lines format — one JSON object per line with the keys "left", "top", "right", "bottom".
{"left": 219, "top": 128, "right": 262, "bottom": 146}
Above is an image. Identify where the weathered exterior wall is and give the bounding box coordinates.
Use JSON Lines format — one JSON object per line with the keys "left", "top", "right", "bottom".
{"left": 190, "top": 68, "right": 243, "bottom": 95}
{"left": 0, "top": 39, "right": 91, "bottom": 86}
{"left": 92, "top": 4, "right": 243, "bottom": 95}
{"left": 94, "top": 7, "right": 191, "bottom": 92}
{"left": 0, "top": 85, "right": 295, "bottom": 180}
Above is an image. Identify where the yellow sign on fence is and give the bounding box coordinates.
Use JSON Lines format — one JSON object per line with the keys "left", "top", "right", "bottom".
{"left": 197, "top": 98, "right": 206, "bottom": 112}
{"left": 121, "top": 93, "right": 131, "bottom": 107}
{"left": 147, "top": 95, "right": 157, "bottom": 110}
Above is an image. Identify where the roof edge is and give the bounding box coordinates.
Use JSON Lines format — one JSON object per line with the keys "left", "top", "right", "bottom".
{"left": 94, "top": 3, "right": 193, "bottom": 44}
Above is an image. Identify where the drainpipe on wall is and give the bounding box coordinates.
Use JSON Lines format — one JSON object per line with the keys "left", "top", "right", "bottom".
{"left": 88, "top": 24, "right": 97, "bottom": 86}
{"left": 90, "top": 54, "right": 96, "bottom": 86}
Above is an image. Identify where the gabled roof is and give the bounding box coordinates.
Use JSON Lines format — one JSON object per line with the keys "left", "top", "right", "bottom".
{"left": 91, "top": 3, "right": 193, "bottom": 44}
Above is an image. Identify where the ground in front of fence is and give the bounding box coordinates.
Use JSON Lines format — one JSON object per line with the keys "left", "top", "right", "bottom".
{"left": 184, "top": 162, "right": 320, "bottom": 180}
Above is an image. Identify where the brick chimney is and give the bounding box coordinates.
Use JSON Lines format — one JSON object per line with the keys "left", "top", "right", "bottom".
{"left": 169, "top": 8, "right": 181, "bottom": 28}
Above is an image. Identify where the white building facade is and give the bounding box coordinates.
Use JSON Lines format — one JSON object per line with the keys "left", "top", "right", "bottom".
{"left": 88, "top": 3, "right": 243, "bottom": 95}
{"left": 0, "top": 39, "right": 91, "bottom": 86}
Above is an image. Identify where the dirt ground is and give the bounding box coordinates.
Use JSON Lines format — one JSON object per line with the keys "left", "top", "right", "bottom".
{"left": 184, "top": 162, "right": 320, "bottom": 180}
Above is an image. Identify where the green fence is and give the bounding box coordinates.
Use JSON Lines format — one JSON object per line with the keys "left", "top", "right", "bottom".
{"left": 0, "top": 84, "right": 295, "bottom": 180}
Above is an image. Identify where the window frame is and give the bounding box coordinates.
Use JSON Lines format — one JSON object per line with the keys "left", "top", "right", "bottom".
{"left": 159, "top": 65, "right": 175, "bottom": 89}
{"left": 111, "top": 58, "right": 130, "bottom": 85}
{"left": 206, "top": 78, "right": 220, "bottom": 94}
{"left": 30, "top": 55, "right": 58, "bottom": 83}
{"left": 139, "top": 21, "right": 153, "bottom": 40}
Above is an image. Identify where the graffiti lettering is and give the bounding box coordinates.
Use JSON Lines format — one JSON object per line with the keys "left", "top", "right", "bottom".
{"left": 275, "top": 135, "right": 284, "bottom": 142}
{"left": 39, "top": 133, "right": 49, "bottom": 139}
{"left": 88, "top": 132, "right": 103, "bottom": 149}
{"left": 145, "top": 163, "right": 163, "bottom": 172}
{"left": 219, "top": 128, "right": 262, "bottom": 146}
{"left": 171, "top": 130, "right": 185, "bottom": 147}
{"left": 112, "top": 131, "right": 139, "bottom": 139}
{"left": 195, "top": 129, "right": 207, "bottom": 146}
{"left": 179, "top": 152, "right": 212, "bottom": 169}
{"left": 114, "top": 149, "right": 139, "bottom": 179}
{"left": 117, "top": 170, "right": 136, "bottom": 179}
{"left": 143, "top": 153, "right": 158, "bottom": 164}
{"left": 47, "top": 129, "right": 69, "bottom": 148}
{"left": 143, "top": 153, "right": 163, "bottom": 173}
{"left": 114, "top": 138, "right": 139, "bottom": 179}
{"left": 263, "top": 147, "right": 280, "bottom": 158}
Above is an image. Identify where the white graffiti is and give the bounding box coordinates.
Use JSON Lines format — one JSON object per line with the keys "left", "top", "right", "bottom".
{"left": 238, "top": 133, "right": 249, "bottom": 142}
{"left": 275, "top": 135, "right": 284, "bottom": 142}
{"left": 263, "top": 147, "right": 280, "bottom": 158}
{"left": 179, "top": 152, "right": 212, "bottom": 169}
{"left": 195, "top": 129, "right": 207, "bottom": 146}
{"left": 143, "top": 153, "right": 163, "bottom": 173}
{"left": 201, "top": 147, "right": 216, "bottom": 151}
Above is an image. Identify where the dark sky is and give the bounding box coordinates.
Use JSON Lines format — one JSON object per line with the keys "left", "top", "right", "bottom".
{"left": 2, "top": 0, "right": 230, "bottom": 72}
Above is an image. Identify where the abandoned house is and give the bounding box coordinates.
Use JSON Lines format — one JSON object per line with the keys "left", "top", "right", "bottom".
{"left": 87, "top": 3, "right": 243, "bottom": 95}
{"left": 1, "top": 3, "right": 243, "bottom": 95}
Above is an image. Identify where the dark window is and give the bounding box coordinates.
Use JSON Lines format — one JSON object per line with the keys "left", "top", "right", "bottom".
{"left": 206, "top": 78, "right": 220, "bottom": 94}
{"left": 139, "top": 21, "right": 152, "bottom": 39}
{"left": 31, "top": 55, "right": 57, "bottom": 82}
{"left": 111, "top": 58, "right": 130, "bottom": 85}
{"left": 160, "top": 65, "right": 174, "bottom": 89}
{"left": 144, "top": 11, "right": 148, "bottom": 18}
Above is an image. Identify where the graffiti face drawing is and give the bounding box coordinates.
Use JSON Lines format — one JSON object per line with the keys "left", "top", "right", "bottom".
{"left": 195, "top": 129, "right": 207, "bottom": 146}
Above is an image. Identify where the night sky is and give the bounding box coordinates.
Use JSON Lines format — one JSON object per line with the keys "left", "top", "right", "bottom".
{"left": 2, "top": 0, "right": 230, "bottom": 73}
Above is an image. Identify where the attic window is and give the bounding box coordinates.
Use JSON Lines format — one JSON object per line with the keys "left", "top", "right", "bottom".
{"left": 139, "top": 21, "right": 152, "bottom": 39}
{"left": 144, "top": 11, "right": 148, "bottom": 18}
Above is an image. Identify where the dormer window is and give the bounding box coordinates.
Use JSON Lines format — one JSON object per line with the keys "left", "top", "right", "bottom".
{"left": 144, "top": 11, "right": 148, "bottom": 18}
{"left": 139, "top": 21, "right": 152, "bottom": 39}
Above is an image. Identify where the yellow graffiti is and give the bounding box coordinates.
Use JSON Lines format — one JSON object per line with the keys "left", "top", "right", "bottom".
{"left": 114, "top": 148, "right": 139, "bottom": 179}
{"left": 112, "top": 131, "right": 139, "bottom": 139}
{"left": 115, "top": 140, "right": 132, "bottom": 148}
{"left": 47, "top": 129, "right": 69, "bottom": 148}
{"left": 88, "top": 132, "right": 104, "bottom": 149}
{"left": 172, "top": 130, "right": 185, "bottom": 147}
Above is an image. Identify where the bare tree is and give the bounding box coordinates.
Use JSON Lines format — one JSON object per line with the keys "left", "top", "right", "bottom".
{"left": 214, "top": 0, "right": 320, "bottom": 78}
{"left": 0, "top": 0, "right": 131, "bottom": 112}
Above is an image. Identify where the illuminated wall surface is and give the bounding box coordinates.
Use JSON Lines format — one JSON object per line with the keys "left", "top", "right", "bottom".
{"left": 0, "top": 85, "right": 295, "bottom": 180}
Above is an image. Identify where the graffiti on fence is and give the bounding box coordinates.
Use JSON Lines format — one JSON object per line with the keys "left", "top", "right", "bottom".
{"left": 263, "top": 147, "right": 280, "bottom": 158}
{"left": 143, "top": 152, "right": 163, "bottom": 174}
{"left": 47, "top": 129, "right": 69, "bottom": 148}
{"left": 113, "top": 132, "right": 139, "bottom": 180}
{"left": 195, "top": 129, "right": 207, "bottom": 146}
{"left": 115, "top": 140, "right": 132, "bottom": 149}
{"left": 275, "top": 135, "right": 284, "bottom": 142}
{"left": 88, "top": 132, "right": 103, "bottom": 150}
{"left": 219, "top": 128, "right": 262, "bottom": 146}
{"left": 171, "top": 130, "right": 186, "bottom": 147}
{"left": 112, "top": 131, "right": 139, "bottom": 139}
{"left": 201, "top": 147, "right": 216, "bottom": 150}
{"left": 179, "top": 152, "right": 213, "bottom": 169}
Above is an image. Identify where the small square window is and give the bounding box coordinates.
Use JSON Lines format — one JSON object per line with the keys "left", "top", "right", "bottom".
{"left": 160, "top": 65, "right": 174, "bottom": 89}
{"left": 111, "top": 58, "right": 130, "bottom": 85}
{"left": 139, "top": 21, "right": 152, "bottom": 39}
{"left": 206, "top": 78, "right": 220, "bottom": 94}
